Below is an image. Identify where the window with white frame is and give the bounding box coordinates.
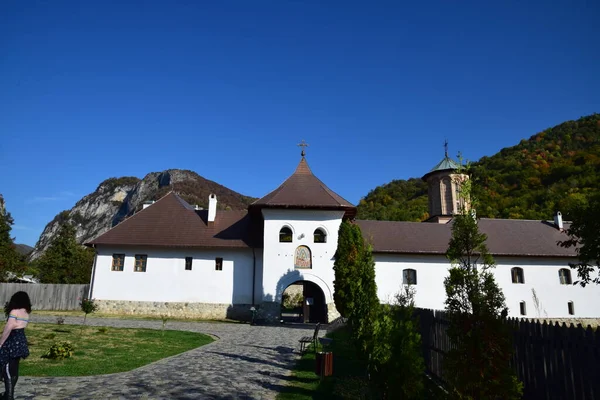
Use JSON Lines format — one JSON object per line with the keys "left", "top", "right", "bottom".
{"left": 313, "top": 228, "right": 327, "bottom": 243}
{"left": 511, "top": 267, "right": 524, "bottom": 284}
{"left": 403, "top": 269, "right": 417, "bottom": 285}
{"left": 134, "top": 254, "right": 147, "bottom": 272}
{"left": 279, "top": 227, "right": 293, "bottom": 243}
{"left": 111, "top": 254, "right": 125, "bottom": 271}
{"left": 559, "top": 268, "right": 572, "bottom": 285}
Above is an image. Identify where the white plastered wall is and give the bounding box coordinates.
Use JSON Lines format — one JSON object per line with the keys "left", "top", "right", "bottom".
{"left": 493, "top": 257, "right": 600, "bottom": 318}
{"left": 373, "top": 253, "right": 600, "bottom": 318}
{"left": 91, "top": 246, "right": 258, "bottom": 304}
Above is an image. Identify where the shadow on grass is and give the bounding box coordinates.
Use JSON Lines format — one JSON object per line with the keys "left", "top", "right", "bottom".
{"left": 257, "top": 370, "right": 318, "bottom": 384}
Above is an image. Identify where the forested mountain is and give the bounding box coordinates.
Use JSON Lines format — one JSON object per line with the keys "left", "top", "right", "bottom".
{"left": 357, "top": 113, "right": 600, "bottom": 221}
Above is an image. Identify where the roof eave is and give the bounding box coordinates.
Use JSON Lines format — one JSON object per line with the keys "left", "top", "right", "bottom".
{"left": 422, "top": 168, "right": 456, "bottom": 181}
{"left": 371, "top": 250, "right": 576, "bottom": 258}
{"left": 89, "top": 242, "right": 258, "bottom": 249}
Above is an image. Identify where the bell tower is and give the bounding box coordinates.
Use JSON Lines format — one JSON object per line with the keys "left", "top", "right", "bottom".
{"left": 422, "top": 142, "right": 469, "bottom": 223}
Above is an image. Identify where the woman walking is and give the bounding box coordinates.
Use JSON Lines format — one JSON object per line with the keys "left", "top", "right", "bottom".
{"left": 0, "top": 291, "right": 31, "bottom": 400}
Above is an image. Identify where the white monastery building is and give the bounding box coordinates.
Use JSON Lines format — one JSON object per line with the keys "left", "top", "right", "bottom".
{"left": 87, "top": 149, "right": 600, "bottom": 322}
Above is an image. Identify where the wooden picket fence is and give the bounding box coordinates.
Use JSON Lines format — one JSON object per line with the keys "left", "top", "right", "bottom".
{"left": 0, "top": 283, "right": 90, "bottom": 310}
{"left": 416, "top": 308, "right": 600, "bottom": 400}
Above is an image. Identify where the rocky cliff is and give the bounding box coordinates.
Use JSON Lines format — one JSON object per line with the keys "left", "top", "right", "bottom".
{"left": 29, "top": 169, "right": 256, "bottom": 260}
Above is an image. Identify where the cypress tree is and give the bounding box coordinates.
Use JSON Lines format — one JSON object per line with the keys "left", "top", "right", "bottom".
{"left": 333, "top": 220, "right": 364, "bottom": 318}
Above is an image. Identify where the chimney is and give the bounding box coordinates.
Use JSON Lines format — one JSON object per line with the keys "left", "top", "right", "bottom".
{"left": 208, "top": 194, "right": 217, "bottom": 224}
{"left": 554, "top": 211, "right": 564, "bottom": 231}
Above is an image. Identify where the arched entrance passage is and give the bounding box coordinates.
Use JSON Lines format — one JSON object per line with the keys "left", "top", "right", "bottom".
{"left": 281, "top": 280, "right": 327, "bottom": 323}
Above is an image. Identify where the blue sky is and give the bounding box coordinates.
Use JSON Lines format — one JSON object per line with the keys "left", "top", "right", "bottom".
{"left": 1, "top": 0, "right": 599, "bottom": 246}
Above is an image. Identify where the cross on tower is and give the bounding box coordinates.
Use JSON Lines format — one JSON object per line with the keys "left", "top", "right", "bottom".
{"left": 444, "top": 139, "right": 449, "bottom": 158}
{"left": 298, "top": 140, "right": 309, "bottom": 157}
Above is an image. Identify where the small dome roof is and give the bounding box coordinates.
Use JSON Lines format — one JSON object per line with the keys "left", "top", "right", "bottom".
{"left": 422, "top": 156, "right": 461, "bottom": 181}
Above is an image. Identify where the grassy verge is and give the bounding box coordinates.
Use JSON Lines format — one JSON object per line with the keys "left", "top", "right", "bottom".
{"left": 20, "top": 323, "right": 213, "bottom": 376}
{"left": 277, "top": 326, "right": 447, "bottom": 399}
{"left": 33, "top": 310, "right": 243, "bottom": 324}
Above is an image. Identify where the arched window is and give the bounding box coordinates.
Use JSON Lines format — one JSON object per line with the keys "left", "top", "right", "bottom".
{"left": 403, "top": 269, "right": 417, "bottom": 285}
{"left": 313, "top": 228, "right": 327, "bottom": 243}
{"left": 520, "top": 301, "right": 527, "bottom": 316}
{"left": 279, "top": 227, "right": 293, "bottom": 243}
{"left": 511, "top": 267, "right": 524, "bottom": 284}
{"left": 568, "top": 301, "right": 575, "bottom": 315}
{"left": 559, "top": 268, "right": 572, "bottom": 285}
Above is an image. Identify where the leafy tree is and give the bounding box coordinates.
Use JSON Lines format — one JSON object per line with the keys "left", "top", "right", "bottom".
{"left": 37, "top": 223, "right": 95, "bottom": 284}
{"left": 444, "top": 162, "right": 522, "bottom": 399}
{"left": 80, "top": 298, "right": 99, "bottom": 325}
{"left": 0, "top": 199, "right": 25, "bottom": 281}
{"left": 333, "top": 220, "right": 365, "bottom": 318}
{"left": 560, "top": 192, "right": 600, "bottom": 286}
{"left": 370, "top": 285, "right": 425, "bottom": 399}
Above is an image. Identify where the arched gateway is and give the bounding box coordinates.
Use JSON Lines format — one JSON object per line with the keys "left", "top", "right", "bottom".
{"left": 281, "top": 280, "right": 327, "bottom": 323}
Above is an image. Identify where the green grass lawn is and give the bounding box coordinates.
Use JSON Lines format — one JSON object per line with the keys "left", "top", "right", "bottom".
{"left": 277, "top": 326, "right": 447, "bottom": 400}
{"left": 20, "top": 323, "right": 213, "bottom": 376}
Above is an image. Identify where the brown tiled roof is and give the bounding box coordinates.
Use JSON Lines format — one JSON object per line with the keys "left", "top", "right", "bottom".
{"left": 251, "top": 157, "right": 356, "bottom": 212}
{"left": 87, "top": 192, "right": 261, "bottom": 248}
{"left": 87, "top": 191, "right": 575, "bottom": 258}
{"left": 357, "top": 218, "right": 575, "bottom": 257}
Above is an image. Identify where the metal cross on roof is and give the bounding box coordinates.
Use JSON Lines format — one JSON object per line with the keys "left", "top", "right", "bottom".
{"left": 298, "top": 139, "right": 309, "bottom": 157}
{"left": 444, "top": 139, "right": 449, "bottom": 158}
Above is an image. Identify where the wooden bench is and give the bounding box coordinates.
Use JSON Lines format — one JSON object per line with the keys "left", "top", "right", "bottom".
{"left": 299, "top": 323, "right": 320, "bottom": 354}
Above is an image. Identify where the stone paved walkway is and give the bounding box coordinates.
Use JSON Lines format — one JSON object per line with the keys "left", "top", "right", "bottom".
{"left": 16, "top": 316, "right": 321, "bottom": 400}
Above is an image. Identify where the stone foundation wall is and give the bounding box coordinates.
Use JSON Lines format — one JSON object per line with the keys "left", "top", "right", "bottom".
{"left": 95, "top": 300, "right": 254, "bottom": 321}
{"left": 327, "top": 303, "right": 341, "bottom": 323}
{"left": 104, "top": 299, "right": 342, "bottom": 324}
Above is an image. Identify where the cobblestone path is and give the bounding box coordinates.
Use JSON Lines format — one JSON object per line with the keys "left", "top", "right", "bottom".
{"left": 16, "top": 316, "right": 320, "bottom": 399}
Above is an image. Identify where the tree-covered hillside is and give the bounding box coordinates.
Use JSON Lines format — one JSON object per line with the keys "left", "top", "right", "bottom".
{"left": 356, "top": 178, "right": 429, "bottom": 221}
{"left": 357, "top": 113, "right": 600, "bottom": 221}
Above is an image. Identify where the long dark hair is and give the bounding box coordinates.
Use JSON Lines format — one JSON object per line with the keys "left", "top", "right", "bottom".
{"left": 4, "top": 291, "right": 32, "bottom": 317}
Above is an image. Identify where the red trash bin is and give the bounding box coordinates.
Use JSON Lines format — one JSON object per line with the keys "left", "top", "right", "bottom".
{"left": 315, "top": 351, "right": 333, "bottom": 377}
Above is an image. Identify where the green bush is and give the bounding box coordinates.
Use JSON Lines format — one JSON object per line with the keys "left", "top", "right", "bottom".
{"left": 80, "top": 298, "right": 99, "bottom": 325}
{"left": 80, "top": 298, "right": 99, "bottom": 315}
{"left": 282, "top": 292, "right": 303, "bottom": 309}
{"left": 42, "top": 341, "right": 74, "bottom": 360}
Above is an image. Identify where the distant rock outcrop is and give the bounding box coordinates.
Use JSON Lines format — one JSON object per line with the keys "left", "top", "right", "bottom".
{"left": 29, "top": 170, "right": 256, "bottom": 260}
